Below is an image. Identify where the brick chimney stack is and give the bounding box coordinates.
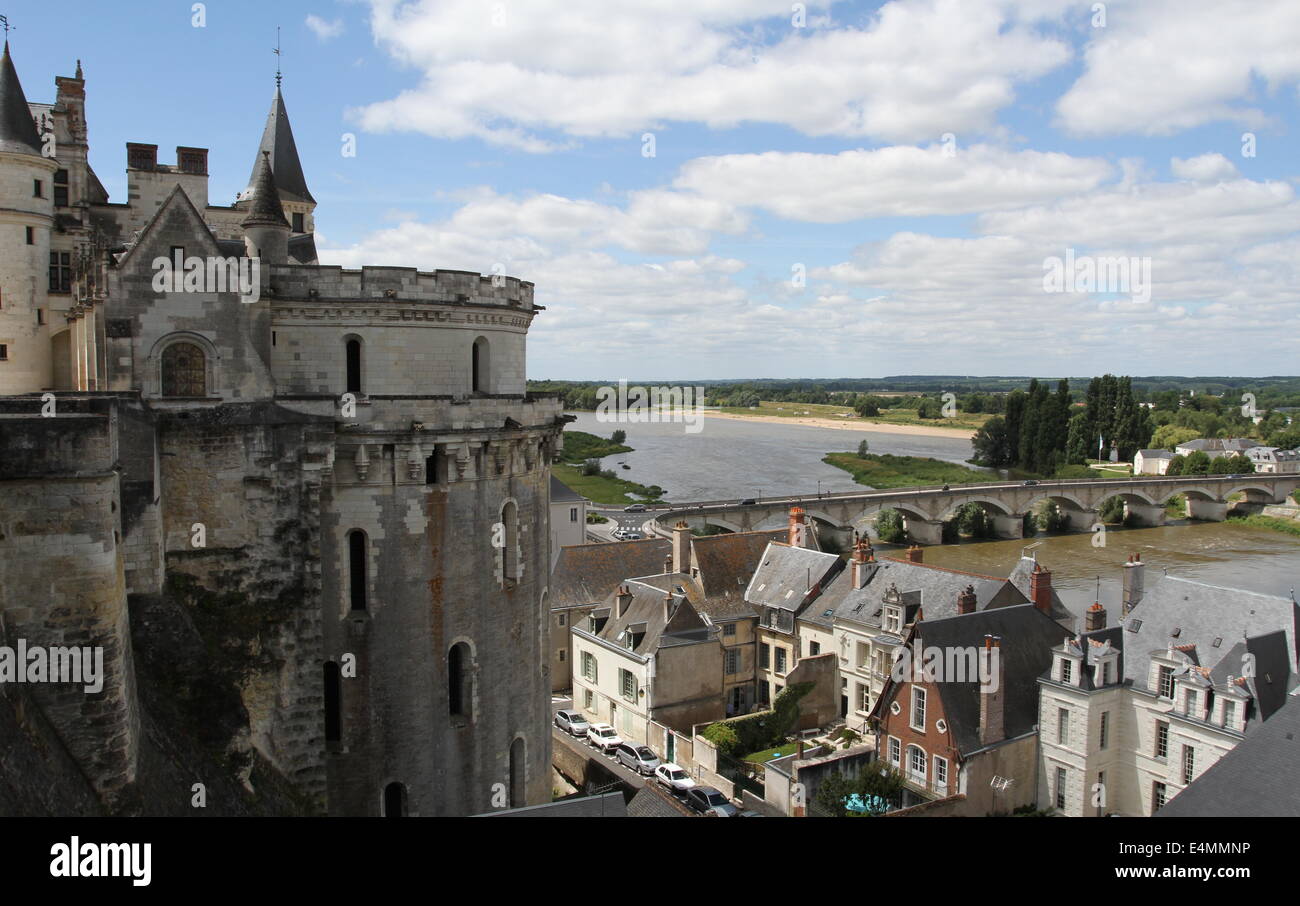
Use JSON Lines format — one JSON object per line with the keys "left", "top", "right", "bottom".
{"left": 1085, "top": 601, "right": 1106, "bottom": 631}
{"left": 664, "top": 592, "right": 675, "bottom": 623}
{"left": 979, "top": 635, "right": 1004, "bottom": 744}
{"left": 850, "top": 535, "right": 875, "bottom": 589}
{"left": 672, "top": 521, "right": 691, "bottom": 574}
{"left": 905, "top": 545, "right": 923, "bottom": 564}
{"left": 957, "top": 584, "right": 977, "bottom": 615}
{"left": 1030, "top": 563, "right": 1053, "bottom": 615}
{"left": 1122, "top": 553, "right": 1145, "bottom": 616}
{"left": 788, "top": 506, "right": 807, "bottom": 548}
{"left": 616, "top": 585, "right": 633, "bottom": 617}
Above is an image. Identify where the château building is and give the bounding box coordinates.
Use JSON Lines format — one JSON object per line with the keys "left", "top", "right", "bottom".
{"left": 0, "top": 41, "right": 565, "bottom": 815}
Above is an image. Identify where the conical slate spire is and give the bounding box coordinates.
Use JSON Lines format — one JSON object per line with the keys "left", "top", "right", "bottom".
{"left": 0, "top": 42, "right": 45, "bottom": 157}
{"left": 241, "top": 151, "right": 290, "bottom": 228}
{"left": 239, "top": 86, "right": 314, "bottom": 204}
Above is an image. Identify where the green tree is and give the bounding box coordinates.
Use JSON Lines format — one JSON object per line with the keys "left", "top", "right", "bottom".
{"left": 1151, "top": 424, "right": 1200, "bottom": 450}
{"left": 1099, "top": 496, "right": 1127, "bottom": 523}
{"left": 875, "top": 508, "right": 907, "bottom": 543}
{"left": 610, "top": 429, "right": 627, "bottom": 444}
{"left": 971, "top": 416, "right": 1009, "bottom": 467}
{"left": 813, "top": 763, "right": 906, "bottom": 817}
{"left": 1185, "top": 450, "right": 1211, "bottom": 474}
{"left": 1165, "top": 455, "right": 1186, "bottom": 476}
{"left": 857, "top": 439, "right": 870, "bottom": 457}
{"left": 1209, "top": 455, "right": 1235, "bottom": 474}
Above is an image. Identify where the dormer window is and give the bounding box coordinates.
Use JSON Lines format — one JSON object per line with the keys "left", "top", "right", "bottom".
{"left": 883, "top": 606, "right": 901, "bottom": 634}
{"left": 1157, "top": 665, "right": 1174, "bottom": 698}
{"left": 1222, "top": 699, "right": 1237, "bottom": 729}
{"left": 1058, "top": 656, "right": 1074, "bottom": 685}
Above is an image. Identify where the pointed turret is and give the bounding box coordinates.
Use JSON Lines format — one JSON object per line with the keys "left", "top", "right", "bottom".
{"left": 242, "top": 151, "right": 290, "bottom": 265}
{"left": 0, "top": 41, "right": 44, "bottom": 156}
{"left": 239, "top": 86, "right": 314, "bottom": 204}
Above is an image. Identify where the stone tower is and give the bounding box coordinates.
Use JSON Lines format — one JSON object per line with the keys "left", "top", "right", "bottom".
{"left": 0, "top": 41, "right": 58, "bottom": 393}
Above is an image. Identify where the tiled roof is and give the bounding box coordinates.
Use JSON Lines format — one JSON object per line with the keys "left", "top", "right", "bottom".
{"left": 549, "top": 538, "right": 671, "bottom": 608}
{"left": 745, "top": 543, "right": 843, "bottom": 612}
{"left": 550, "top": 475, "right": 586, "bottom": 503}
{"left": 692, "top": 529, "right": 784, "bottom": 601}
{"left": 808, "top": 559, "right": 1018, "bottom": 631}
{"left": 627, "top": 786, "right": 691, "bottom": 817}
{"left": 0, "top": 43, "right": 43, "bottom": 157}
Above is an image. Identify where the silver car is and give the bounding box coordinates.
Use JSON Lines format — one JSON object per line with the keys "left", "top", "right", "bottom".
{"left": 553, "top": 709, "right": 590, "bottom": 737}
{"left": 615, "top": 743, "right": 661, "bottom": 775}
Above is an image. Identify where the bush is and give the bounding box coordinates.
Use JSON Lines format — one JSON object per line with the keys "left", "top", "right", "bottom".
{"left": 1099, "top": 496, "right": 1127, "bottom": 524}
{"left": 610, "top": 429, "right": 626, "bottom": 444}
{"left": 701, "top": 723, "right": 740, "bottom": 756}
{"left": 876, "top": 507, "right": 907, "bottom": 543}
{"left": 857, "top": 439, "right": 870, "bottom": 457}
{"left": 581, "top": 458, "right": 601, "bottom": 476}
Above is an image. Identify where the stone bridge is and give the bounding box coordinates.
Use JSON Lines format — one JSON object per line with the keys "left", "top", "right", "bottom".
{"left": 649, "top": 475, "right": 1300, "bottom": 545}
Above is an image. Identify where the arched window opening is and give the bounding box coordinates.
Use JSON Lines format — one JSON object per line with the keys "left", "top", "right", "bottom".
{"left": 348, "top": 530, "right": 368, "bottom": 611}
{"left": 509, "top": 738, "right": 526, "bottom": 808}
{"left": 345, "top": 339, "right": 362, "bottom": 394}
{"left": 500, "top": 500, "right": 519, "bottom": 585}
{"left": 471, "top": 336, "right": 489, "bottom": 393}
{"left": 448, "top": 642, "right": 473, "bottom": 721}
{"left": 161, "top": 341, "right": 206, "bottom": 397}
{"left": 383, "top": 782, "right": 407, "bottom": 817}
{"left": 323, "top": 662, "right": 341, "bottom": 742}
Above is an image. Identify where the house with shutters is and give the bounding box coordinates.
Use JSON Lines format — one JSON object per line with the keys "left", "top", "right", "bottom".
{"left": 1037, "top": 555, "right": 1299, "bottom": 816}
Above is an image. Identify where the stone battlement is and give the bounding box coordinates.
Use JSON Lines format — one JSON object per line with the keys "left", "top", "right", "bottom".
{"left": 265, "top": 264, "right": 535, "bottom": 309}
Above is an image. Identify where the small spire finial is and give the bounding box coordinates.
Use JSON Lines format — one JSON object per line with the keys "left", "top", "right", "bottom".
{"left": 1, "top": 14, "right": 15, "bottom": 46}
{"left": 75, "top": 58, "right": 82, "bottom": 79}
{"left": 273, "top": 25, "right": 282, "bottom": 89}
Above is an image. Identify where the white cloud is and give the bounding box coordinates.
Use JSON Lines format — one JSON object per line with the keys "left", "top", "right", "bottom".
{"left": 354, "top": 0, "right": 1072, "bottom": 151}
{"left": 1170, "top": 153, "right": 1239, "bottom": 183}
{"left": 305, "top": 14, "right": 345, "bottom": 41}
{"left": 674, "top": 145, "right": 1112, "bottom": 222}
{"left": 1056, "top": 0, "right": 1300, "bottom": 136}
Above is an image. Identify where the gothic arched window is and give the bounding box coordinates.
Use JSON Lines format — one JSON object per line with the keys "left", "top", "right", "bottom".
{"left": 161, "top": 342, "right": 206, "bottom": 397}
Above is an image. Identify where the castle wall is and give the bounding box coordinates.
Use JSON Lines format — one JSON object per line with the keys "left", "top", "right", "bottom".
{"left": 0, "top": 408, "right": 141, "bottom": 801}
{"left": 0, "top": 149, "right": 58, "bottom": 394}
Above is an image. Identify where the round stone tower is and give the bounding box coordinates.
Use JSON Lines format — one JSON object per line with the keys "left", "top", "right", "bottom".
{"left": 0, "top": 41, "right": 59, "bottom": 393}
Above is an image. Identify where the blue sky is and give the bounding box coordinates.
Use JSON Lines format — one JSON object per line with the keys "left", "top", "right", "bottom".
{"left": 10, "top": 0, "right": 1300, "bottom": 380}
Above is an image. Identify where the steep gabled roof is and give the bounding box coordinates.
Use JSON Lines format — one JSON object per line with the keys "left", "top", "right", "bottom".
{"left": 744, "top": 542, "right": 843, "bottom": 612}
{"left": 239, "top": 87, "right": 314, "bottom": 205}
{"left": 691, "top": 529, "right": 784, "bottom": 616}
{"left": 549, "top": 538, "right": 671, "bottom": 608}
{"left": 0, "top": 42, "right": 44, "bottom": 157}
{"left": 810, "top": 558, "right": 1017, "bottom": 631}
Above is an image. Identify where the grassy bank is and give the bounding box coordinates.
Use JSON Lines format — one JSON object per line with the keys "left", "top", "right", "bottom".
{"left": 552, "top": 462, "right": 666, "bottom": 506}
{"left": 559, "top": 430, "right": 633, "bottom": 464}
{"left": 823, "top": 452, "right": 993, "bottom": 489}
{"left": 1227, "top": 513, "right": 1300, "bottom": 537}
{"left": 718, "top": 400, "right": 990, "bottom": 431}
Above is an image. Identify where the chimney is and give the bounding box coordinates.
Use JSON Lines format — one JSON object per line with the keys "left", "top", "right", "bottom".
{"left": 905, "top": 545, "right": 923, "bottom": 564}
{"left": 663, "top": 554, "right": 672, "bottom": 575}
{"left": 1122, "top": 553, "right": 1145, "bottom": 615}
{"left": 957, "top": 584, "right": 977, "bottom": 615}
{"left": 1030, "top": 563, "right": 1052, "bottom": 615}
{"left": 797, "top": 739, "right": 806, "bottom": 759}
{"left": 616, "top": 585, "right": 633, "bottom": 618}
{"left": 788, "top": 506, "right": 806, "bottom": 547}
{"left": 979, "top": 635, "right": 1005, "bottom": 744}
{"left": 1085, "top": 601, "right": 1107, "bottom": 631}
{"left": 672, "top": 521, "right": 691, "bottom": 574}
{"left": 850, "top": 535, "right": 875, "bottom": 589}
{"left": 663, "top": 592, "right": 675, "bottom": 623}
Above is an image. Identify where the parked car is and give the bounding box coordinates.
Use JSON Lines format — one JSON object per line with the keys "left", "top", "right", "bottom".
{"left": 621, "top": 531, "right": 643, "bottom": 541}
{"left": 553, "top": 709, "right": 590, "bottom": 737}
{"left": 615, "top": 743, "right": 662, "bottom": 775}
{"left": 611, "top": 527, "right": 626, "bottom": 539}
{"left": 587, "top": 723, "right": 623, "bottom": 753}
{"left": 685, "top": 786, "right": 739, "bottom": 817}
{"left": 624, "top": 503, "right": 647, "bottom": 513}
{"left": 654, "top": 763, "right": 696, "bottom": 793}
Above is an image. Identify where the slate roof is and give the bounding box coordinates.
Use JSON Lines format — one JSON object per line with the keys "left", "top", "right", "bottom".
{"left": 1046, "top": 625, "right": 1125, "bottom": 692}
{"left": 591, "top": 575, "right": 714, "bottom": 655}
{"left": 239, "top": 87, "right": 315, "bottom": 205}
{"left": 1121, "top": 575, "right": 1299, "bottom": 718}
{"left": 1176, "top": 437, "right": 1257, "bottom": 453}
{"left": 1003, "top": 556, "right": 1076, "bottom": 626}
{"left": 550, "top": 475, "right": 586, "bottom": 503}
{"left": 692, "top": 529, "right": 784, "bottom": 602}
{"left": 0, "top": 43, "right": 43, "bottom": 157}
{"left": 1136, "top": 449, "right": 1173, "bottom": 459}
{"left": 896, "top": 604, "right": 1071, "bottom": 757}
{"left": 1157, "top": 694, "right": 1300, "bottom": 817}
{"left": 807, "top": 557, "right": 1019, "bottom": 631}
{"left": 549, "top": 538, "right": 671, "bottom": 608}
{"left": 241, "top": 151, "right": 290, "bottom": 228}
{"left": 479, "top": 791, "right": 627, "bottom": 817}
{"left": 745, "top": 543, "right": 843, "bottom": 612}
{"left": 288, "top": 232, "right": 318, "bottom": 265}
{"left": 627, "top": 786, "right": 691, "bottom": 817}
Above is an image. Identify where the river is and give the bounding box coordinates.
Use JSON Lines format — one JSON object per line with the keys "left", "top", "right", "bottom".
{"left": 564, "top": 411, "right": 1300, "bottom": 614}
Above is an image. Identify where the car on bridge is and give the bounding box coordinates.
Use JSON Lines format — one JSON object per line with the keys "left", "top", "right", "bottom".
{"left": 685, "top": 786, "right": 739, "bottom": 817}
{"left": 616, "top": 743, "right": 662, "bottom": 775}
{"left": 654, "top": 763, "right": 696, "bottom": 793}
{"left": 554, "top": 709, "right": 590, "bottom": 738}
{"left": 739, "top": 498, "right": 756, "bottom": 506}
{"left": 587, "top": 723, "right": 624, "bottom": 753}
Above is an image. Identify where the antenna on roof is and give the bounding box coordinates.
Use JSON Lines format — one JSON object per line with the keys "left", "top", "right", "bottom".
{"left": 1022, "top": 541, "right": 1043, "bottom": 560}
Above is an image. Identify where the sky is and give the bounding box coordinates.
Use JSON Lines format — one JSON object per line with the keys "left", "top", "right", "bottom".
{"left": 8, "top": 0, "right": 1300, "bottom": 380}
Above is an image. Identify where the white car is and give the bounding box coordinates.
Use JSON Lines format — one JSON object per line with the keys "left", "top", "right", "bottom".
{"left": 586, "top": 723, "right": 623, "bottom": 753}
{"left": 654, "top": 763, "right": 696, "bottom": 793}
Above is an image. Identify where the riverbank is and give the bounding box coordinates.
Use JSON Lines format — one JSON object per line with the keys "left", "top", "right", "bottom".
{"left": 552, "top": 462, "right": 665, "bottom": 505}
{"left": 823, "top": 452, "right": 992, "bottom": 488}
{"left": 703, "top": 410, "right": 976, "bottom": 439}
